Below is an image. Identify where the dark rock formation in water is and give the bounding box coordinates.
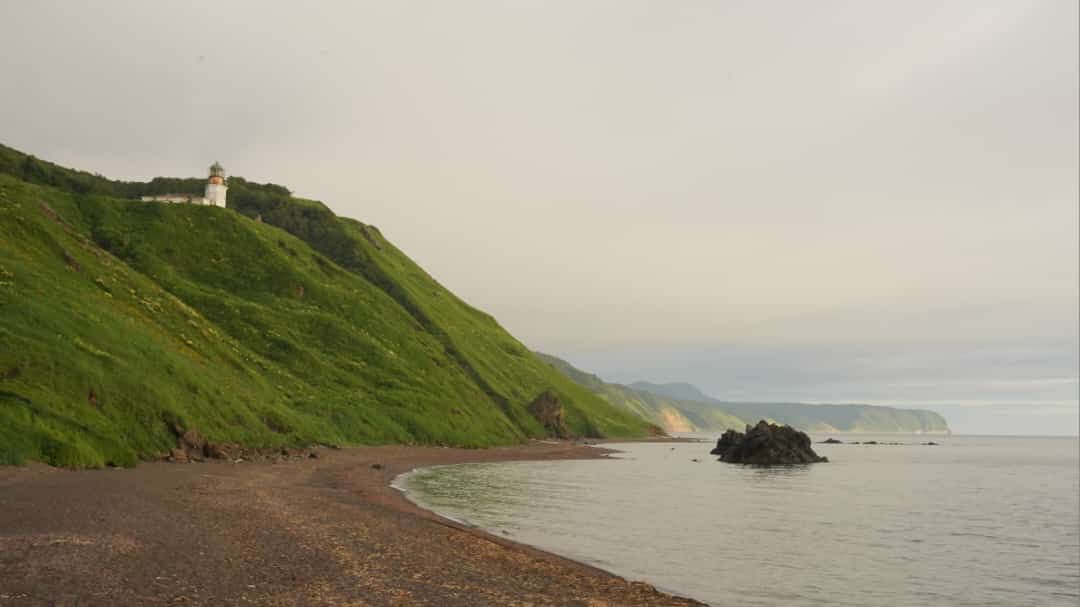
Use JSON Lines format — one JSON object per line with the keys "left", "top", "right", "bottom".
{"left": 821, "top": 438, "right": 844, "bottom": 444}
{"left": 710, "top": 420, "right": 828, "bottom": 464}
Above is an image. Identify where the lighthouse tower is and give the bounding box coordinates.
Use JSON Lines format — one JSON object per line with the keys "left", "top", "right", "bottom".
{"left": 204, "top": 162, "right": 227, "bottom": 207}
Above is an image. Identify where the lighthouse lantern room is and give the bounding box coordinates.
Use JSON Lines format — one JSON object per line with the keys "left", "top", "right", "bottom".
{"left": 204, "top": 161, "right": 227, "bottom": 207}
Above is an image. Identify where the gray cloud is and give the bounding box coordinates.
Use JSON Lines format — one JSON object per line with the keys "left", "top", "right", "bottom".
{"left": 2, "top": 1, "right": 1076, "bottom": 428}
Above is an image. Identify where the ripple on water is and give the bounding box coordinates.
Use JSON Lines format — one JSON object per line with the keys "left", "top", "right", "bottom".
{"left": 403, "top": 436, "right": 1080, "bottom": 607}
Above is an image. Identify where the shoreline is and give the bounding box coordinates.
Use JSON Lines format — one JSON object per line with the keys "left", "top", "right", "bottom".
{"left": 388, "top": 458, "right": 710, "bottom": 606}
{"left": 0, "top": 439, "right": 706, "bottom": 606}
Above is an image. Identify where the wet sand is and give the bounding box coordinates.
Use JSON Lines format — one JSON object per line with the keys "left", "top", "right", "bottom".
{"left": 0, "top": 441, "right": 704, "bottom": 606}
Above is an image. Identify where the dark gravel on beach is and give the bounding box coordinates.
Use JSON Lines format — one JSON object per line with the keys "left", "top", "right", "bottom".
{"left": 0, "top": 442, "right": 703, "bottom": 606}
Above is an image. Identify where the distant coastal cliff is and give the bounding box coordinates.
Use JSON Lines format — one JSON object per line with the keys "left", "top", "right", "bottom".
{"left": 536, "top": 353, "right": 950, "bottom": 435}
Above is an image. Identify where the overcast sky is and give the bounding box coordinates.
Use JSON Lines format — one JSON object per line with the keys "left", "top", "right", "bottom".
{"left": 2, "top": 1, "right": 1076, "bottom": 434}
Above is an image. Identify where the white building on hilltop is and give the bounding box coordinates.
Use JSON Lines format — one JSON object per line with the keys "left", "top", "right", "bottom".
{"left": 141, "top": 162, "right": 228, "bottom": 207}
{"left": 203, "top": 161, "right": 227, "bottom": 206}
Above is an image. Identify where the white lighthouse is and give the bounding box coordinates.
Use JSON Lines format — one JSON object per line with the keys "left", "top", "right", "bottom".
{"left": 204, "top": 161, "right": 227, "bottom": 207}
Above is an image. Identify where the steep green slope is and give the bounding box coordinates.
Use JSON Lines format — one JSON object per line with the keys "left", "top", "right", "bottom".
{"left": 630, "top": 382, "right": 951, "bottom": 434}
{"left": 0, "top": 146, "right": 655, "bottom": 466}
{"left": 535, "top": 353, "right": 745, "bottom": 433}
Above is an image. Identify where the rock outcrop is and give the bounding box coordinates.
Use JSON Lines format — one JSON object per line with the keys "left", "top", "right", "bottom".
{"left": 163, "top": 423, "right": 321, "bottom": 464}
{"left": 528, "top": 390, "right": 572, "bottom": 438}
{"left": 710, "top": 420, "right": 828, "bottom": 464}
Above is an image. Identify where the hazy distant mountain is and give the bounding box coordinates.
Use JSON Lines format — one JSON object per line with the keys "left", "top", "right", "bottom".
{"left": 629, "top": 382, "right": 950, "bottom": 435}
{"left": 627, "top": 381, "right": 711, "bottom": 403}
{"left": 535, "top": 353, "right": 744, "bottom": 433}
{"left": 537, "top": 352, "right": 950, "bottom": 434}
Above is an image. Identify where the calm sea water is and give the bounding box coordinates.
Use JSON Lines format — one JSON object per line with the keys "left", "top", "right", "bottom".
{"left": 398, "top": 435, "right": 1080, "bottom": 606}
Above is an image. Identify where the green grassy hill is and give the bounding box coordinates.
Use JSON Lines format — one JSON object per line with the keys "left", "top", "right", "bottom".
{"left": 0, "top": 145, "right": 656, "bottom": 467}
{"left": 535, "top": 353, "right": 746, "bottom": 433}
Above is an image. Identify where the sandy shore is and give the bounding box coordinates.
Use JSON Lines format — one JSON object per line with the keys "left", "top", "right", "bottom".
{"left": 0, "top": 440, "right": 705, "bottom": 606}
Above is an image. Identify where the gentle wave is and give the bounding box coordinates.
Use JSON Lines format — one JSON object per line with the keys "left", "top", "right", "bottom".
{"left": 400, "top": 436, "right": 1080, "bottom": 606}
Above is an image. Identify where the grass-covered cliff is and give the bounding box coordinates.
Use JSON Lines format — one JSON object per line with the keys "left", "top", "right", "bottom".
{"left": 539, "top": 354, "right": 951, "bottom": 434}
{"left": 0, "top": 145, "right": 656, "bottom": 467}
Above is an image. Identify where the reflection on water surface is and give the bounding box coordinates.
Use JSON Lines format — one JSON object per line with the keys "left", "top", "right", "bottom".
{"left": 401, "top": 436, "right": 1080, "bottom": 606}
